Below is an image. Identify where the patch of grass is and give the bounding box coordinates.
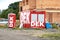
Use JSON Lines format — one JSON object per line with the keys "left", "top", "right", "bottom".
{"left": 41, "top": 33, "right": 60, "bottom": 40}
{"left": 42, "top": 33, "right": 60, "bottom": 37}
{"left": 34, "top": 28, "right": 43, "bottom": 30}
{"left": 13, "top": 27, "right": 20, "bottom": 30}
{"left": 0, "top": 24, "right": 8, "bottom": 28}
{"left": 57, "top": 28, "right": 60, "bottom": 30}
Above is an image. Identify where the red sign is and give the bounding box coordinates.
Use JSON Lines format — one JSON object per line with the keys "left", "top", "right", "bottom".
{"left": 20, "top": 10, "right": 46, "bottom": 28}
{"left": 8, "top": 13, "right": 16, "bottom": 28}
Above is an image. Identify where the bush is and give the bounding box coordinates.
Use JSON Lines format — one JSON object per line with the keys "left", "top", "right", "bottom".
{"left": 52, "top": 23, "right": 58, "bottom": 29}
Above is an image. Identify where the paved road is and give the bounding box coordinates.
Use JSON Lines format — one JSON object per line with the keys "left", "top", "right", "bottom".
{"left": 0, "top": 28, "right": 60, "bottom": 40}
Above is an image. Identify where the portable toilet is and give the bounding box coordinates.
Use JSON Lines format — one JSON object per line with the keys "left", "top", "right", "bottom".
{"left": 8, "top": 13, "right": 16, "bottom": 28}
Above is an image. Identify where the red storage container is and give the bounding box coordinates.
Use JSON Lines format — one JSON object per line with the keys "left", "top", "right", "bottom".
{"left": 8, "top": 13, "right": 16, "bottom": 28}
{"left": 30, "top": 11, "right": 46, "bottom": 28}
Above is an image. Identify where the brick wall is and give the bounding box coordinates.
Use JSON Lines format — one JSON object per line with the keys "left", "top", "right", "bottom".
{"left": 46, "top": 12, "right": 60, "bottom": 24}
{"left": 28, "top": 0, "right": 36, "bottom": 10}
{"left": 36, "top": 0, "right": 60, "bottom": 9}
{"left": 52, "top": 12, "right": 60, "bottom": 23}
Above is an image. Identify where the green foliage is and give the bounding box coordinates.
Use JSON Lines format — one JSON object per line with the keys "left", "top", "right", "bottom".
{"left": 0, "top": 10, "right": 1, "bottom": 14}
{"left": 0, "top": 2, "right": 19, "bottom": 19}
{"left": 0, "top": 10, "right": 1, "bottom": 18}
{"left": 52, "top": 23, "right": 58, "bottom": 29}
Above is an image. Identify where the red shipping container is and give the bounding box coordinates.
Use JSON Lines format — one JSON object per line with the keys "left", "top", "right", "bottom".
{"left": 8, "top": 13, "right": 16, "bottom": 28}
{"left": 30, "top": 11, "right": 46, "bottom": 28}
{"left": 20, "top": 10, "right": 46, "bottom": 28}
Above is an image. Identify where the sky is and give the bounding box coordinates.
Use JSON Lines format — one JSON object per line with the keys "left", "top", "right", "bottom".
{"left": 0, "top": 0, "right": 22, "bottom": 11}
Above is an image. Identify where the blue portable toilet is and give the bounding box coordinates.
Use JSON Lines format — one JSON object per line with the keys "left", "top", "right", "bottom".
{"left": 45, "top": 21, "right": 52, "bottom": 29}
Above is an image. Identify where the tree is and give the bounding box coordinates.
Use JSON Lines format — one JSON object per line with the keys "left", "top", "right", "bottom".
{"left": 0, "top": 10, "right": 2, "bottom": 18}
{"left": 0, "top": 10, "right": 1, "bottom": 14}
{"left": 0, "top": 2, "right": 19, "bottom": 19}
{"left": 8, "top": 2, "right": 19, "bottom": 19}
{"left": 0, "top": 9, "right": 13, "bottom": 19}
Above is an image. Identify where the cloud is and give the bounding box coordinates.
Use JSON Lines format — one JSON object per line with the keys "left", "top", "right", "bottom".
{"left": 0, "top": 0, "right": 22, "bottom": 10}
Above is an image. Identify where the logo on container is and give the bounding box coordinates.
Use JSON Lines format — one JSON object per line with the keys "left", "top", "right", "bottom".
{"left": 9, "top": 17, "right": 13, "bottom": 27}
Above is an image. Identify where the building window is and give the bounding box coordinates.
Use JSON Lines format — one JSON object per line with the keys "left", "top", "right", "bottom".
{"left": 23, "top": 0, "right": 25, "bottom": 6}
{"left": 26, "top": 0, "right": 28, "bottom": 5}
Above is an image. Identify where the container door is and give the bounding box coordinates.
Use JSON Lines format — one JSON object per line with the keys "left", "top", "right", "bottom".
{"left": 38, "top": 14, "right": 45, "bottom": 28}
{"left": 31, "top": 14, "right": 37, "bottom": 28}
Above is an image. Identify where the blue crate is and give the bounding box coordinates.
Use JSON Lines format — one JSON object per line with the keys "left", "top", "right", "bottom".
{"left": 46, "top": 22, "right": 52, "bottom": 29}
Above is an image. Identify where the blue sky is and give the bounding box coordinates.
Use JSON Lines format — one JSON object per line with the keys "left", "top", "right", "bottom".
{"left": 0, "top": 0, "right": 22, "bottom": 10}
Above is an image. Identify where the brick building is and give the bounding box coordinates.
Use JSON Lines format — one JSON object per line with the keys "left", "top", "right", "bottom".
{"left": 19, "top": 0, "right": 60, "bottom": 24}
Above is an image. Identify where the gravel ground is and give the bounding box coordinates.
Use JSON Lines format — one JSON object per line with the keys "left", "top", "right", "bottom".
{"left": 0, "top": 28, "right": 60, "bottom": 40}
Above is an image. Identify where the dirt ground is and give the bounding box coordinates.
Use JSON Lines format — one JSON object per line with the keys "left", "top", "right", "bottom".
{"left": 0, "top": 28, "right": 60, "bottom": 40}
